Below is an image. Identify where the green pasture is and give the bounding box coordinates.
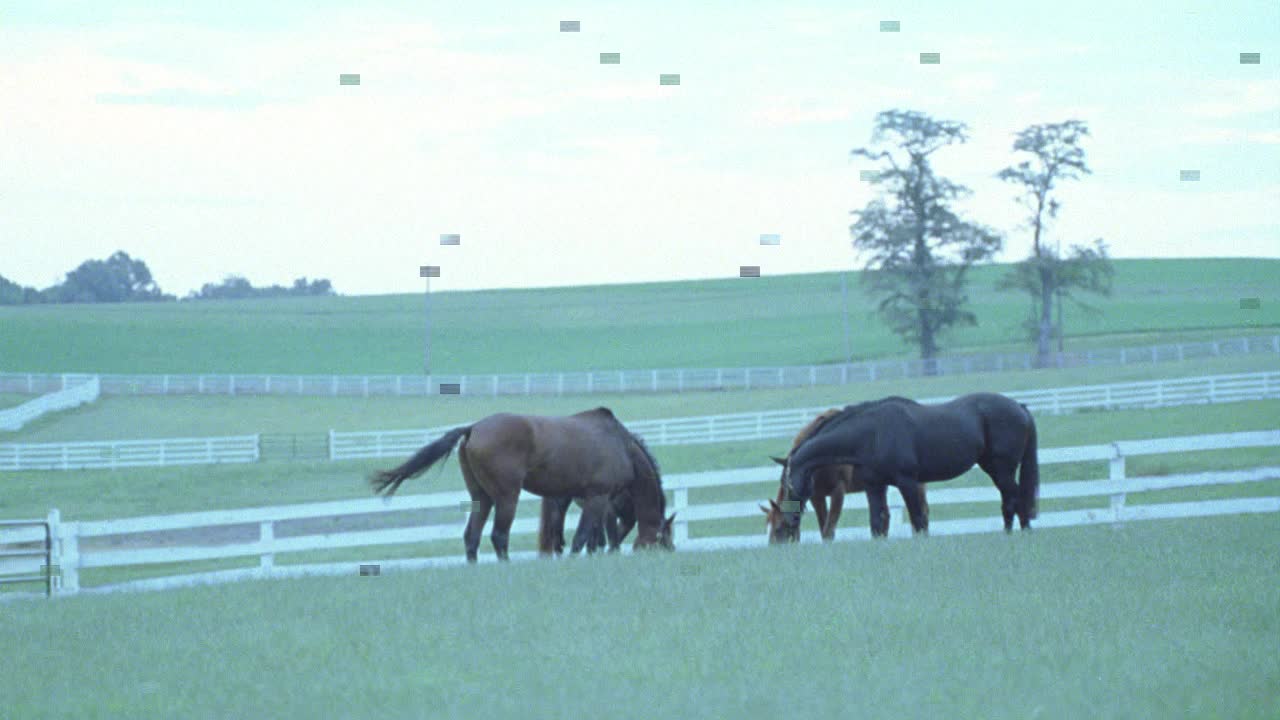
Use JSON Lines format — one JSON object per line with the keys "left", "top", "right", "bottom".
{"left": 1, "top": 258, "right": 1276, "bottom": 375}
{"left": 5, "top": 351, "right": 1277, "bottom": 444}
{"left": 3, "top": 400, "right": 1277, "bottom": 591}
{"left": 4, "top": 514, "right": 1277, "bottom": 720}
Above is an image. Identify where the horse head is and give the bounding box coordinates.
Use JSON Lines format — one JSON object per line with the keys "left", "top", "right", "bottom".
{"left": 763, "top": 455, "right": 805, "bottom": 543}
{"left": 634, "top": 513, "right": 677, "bottom": 551}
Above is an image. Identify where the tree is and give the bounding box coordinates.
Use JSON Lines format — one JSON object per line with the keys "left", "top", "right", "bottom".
{"left": 996, "top": 120, "right": 1114, "bottom": 366}
{"left": 998, "top": 239, "right": 1114, "bottom": 351}
{"left": 849, "top": 110, "right": 1002, "bottom": 370}
{"left": 0, "top": 274, "right": 36, "bottom": 305}
{"left": 50, "top": 251, "right": 171, "bottom": 303}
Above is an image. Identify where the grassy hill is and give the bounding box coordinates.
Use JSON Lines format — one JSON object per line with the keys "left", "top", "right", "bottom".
{"left": 1, "top": 258, "right": 1276, "bottom": 375}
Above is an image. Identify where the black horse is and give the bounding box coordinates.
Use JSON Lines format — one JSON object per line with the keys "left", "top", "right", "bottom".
{"left": 778, "top": 393, "right": 1039, "bottom": 540}
{"left": 542, "top": 488, "right": 637, "bottom": 555}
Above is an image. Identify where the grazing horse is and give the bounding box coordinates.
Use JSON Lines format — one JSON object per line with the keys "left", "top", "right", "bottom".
{"left": 540, "top": 487, "right": 637, "bottom": 555}
{"left": 776, "top": 393, "right": 1038, "bottom": 541}
{"left": 370, "top": 408, "right": 675, "bottom": 562}
{"left": 760, "top": 409, "right": 856, "bottom": 543}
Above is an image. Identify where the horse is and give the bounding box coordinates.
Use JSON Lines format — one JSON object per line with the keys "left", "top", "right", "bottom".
{"left": 760, "top": 409, "right": 856, "bottom": 543}
{"left": 540, "top": 486, "right": 637, "bottom": 555}
{"left": 369, "top": 407, "right": 675, "bottom": 562}
{"left": 776, "top": 393, "right": 1038, "bottom": 541}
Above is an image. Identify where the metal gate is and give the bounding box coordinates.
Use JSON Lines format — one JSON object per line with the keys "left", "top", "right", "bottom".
{"left": 0, "top": 518, "right": 56, "bottom": 597}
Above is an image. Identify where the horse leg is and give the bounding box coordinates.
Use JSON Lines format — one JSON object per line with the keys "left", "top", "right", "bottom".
{"left": 574, "top": 496, "right": 611, "bottom": 555}
{"left": 866, "top": 484, "right": 890, "bottom": 538}
{"left": 489, "top": 493, "right": 519, "bottom": 561}
{"left": 824, "top": 483, "right": 845, "bottom": 541}
{"left": 981, "top": 460, "right": 1019, "bottom": 533}
{"left": 811, "top": 493, "right": 830, "bottom": 542}
{"left": 463, "top": 494, "right": 493, "bottom": 564}
{"left": 897, "top": 477, "right": 929, "bottom": 536}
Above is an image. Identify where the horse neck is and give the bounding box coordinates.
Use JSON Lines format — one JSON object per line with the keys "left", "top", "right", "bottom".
{"left": 793, "top": 409, "right": 841, "bottom": 451}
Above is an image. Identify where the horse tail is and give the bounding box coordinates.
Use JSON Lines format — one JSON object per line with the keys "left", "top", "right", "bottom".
{"left": 368, "top": 426, "right": 471, "bottom": 497}
{"left": 1018, "top": 405, "right": 1040, "bottom": 519}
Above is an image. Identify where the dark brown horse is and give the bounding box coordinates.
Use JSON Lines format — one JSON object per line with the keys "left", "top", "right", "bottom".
{"left": 370, "top": 408, "right": 675, "bottom": 562}
{"left": 763, "top": 406, "right": 929, "bottom": 543}
{"left": 760, "top": 409, "right": 854, "bottom": 543}
{"left": 540, "top": 487, "right": 636, "bottom": 555}
{"left": 777, "top": 393, "right": 1038, "bottom": 540}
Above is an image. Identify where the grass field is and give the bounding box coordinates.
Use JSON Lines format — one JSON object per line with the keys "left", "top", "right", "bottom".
{"left": 3, "top": 513, "right": 1277, "bottom": 720}
{"left": 1, "top": 258, "right": 1276, "bottom": 375}
{"left": 3, "top": 398, "right": 1277, "bottom": 591}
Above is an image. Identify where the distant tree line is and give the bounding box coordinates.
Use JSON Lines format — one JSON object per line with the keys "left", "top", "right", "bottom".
{"left": 186, "top": 275, "right": 334, "bottom": 300}
{"left": 0, "top": 251, "right": 336, "bottom": 305}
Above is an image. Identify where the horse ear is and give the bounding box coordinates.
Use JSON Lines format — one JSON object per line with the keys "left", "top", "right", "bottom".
{"left": 771, "top": 456, "right": 787, "bottom": 466}
{"left": 665, "top": 512, "right": 677, "bottom": 526}
{"left": 769, "top": 499, "right": 782, "bottom": 512}
{"left": 759, "top": 503, "right": 771, "bottom": 516}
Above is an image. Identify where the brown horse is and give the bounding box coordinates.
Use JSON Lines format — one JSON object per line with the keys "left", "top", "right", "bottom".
{"left": 539, "top": 487, "right": 636, "bottom": 555}
{"left": 761, "top": 408, "right": 924, "bottom": 543}
{"left": 370, "top": 407, "right": 674, "bottom": 562}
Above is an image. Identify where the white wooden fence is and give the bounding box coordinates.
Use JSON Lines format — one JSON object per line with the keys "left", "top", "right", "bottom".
{"left": 0, "top": 435, "right": 259, "bottom": 471}
{"left": 5, "top": 429, "right": 1275, "bottom": 600}
{"left": 4, "top": 371, "right": 1276, "bottom": 471}
{"left": 328, "top": 371, "right": 1280, "bottom": 460}
{"left": 0, "top": 375, "right": 100, "bottom": 431}
{"left": 3, "top": 334, "right": 1276, "bottom": 398}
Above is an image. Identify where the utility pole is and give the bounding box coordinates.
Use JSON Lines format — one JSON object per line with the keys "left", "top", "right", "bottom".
{"left": 841, "top": 271, "right": 852, "bottom": 364}
{"left": 420, "top": 265, "right": 440, "bottom": 374}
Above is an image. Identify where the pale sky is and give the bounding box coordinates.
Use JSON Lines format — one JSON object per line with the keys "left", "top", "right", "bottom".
{"left": 2, "top": 0, "right": 1277, "bottom": 297}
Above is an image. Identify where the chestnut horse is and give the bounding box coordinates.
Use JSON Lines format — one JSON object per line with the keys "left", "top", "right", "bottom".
{"left": 777, "top": 393, "right": 1039, "bottom": 541}
{"left": 760, "top": 409, "right": 855, "bottom": 543}
{"left": 370, "top": 407, "right": 674, "bottom": 562}
{"left": 763, "top": 403, "right": 930, "bottom": 543}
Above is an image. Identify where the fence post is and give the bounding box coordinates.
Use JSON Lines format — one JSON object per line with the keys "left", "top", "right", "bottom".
{"left": 678, "top": 369, "right": 684, "bottom": 393}
{"left": 45, "top": 508, "right": 61, "bottom": 595}
{"left": 1209, "top": 377, "right": 1217, "bottom": 403}
{"left": 1052, "top": 390, "right": 1060, "bottom": 415}
{"left": 59, "top": 517, "right": 80, "bottom": 595}
{"left": 777, "top": 368, "right": 783, "bottom": 387}
{"left": 254, "top": 434, "right": 262, "bottom": 462}
{"left": 206, "top": 439, "right": 214, "bottom": 463}
{"left": 259, "top": 521, "right": 275, "bottom": 572}
{"left": 716, "top": 368, "right": 723, "bottom": 388}
{"left": 1109, "top": 444, "right": 1125, "bottom": 481}
{"left": 230, "top": 375, "right": 237, "bottom": 396}
{"left": 673, "top": 488, "right": 689, "bottom": 545}
{"left": 620, "top": 371, "right": 626, "bottom": 393}
{"left": 653, "top": 370, "right": 659, "bottom": 392}
{"left": 586, "top": 373, "right": 592, "bottom": 394}
{"left": 328, "top": 430, "right": 336, "bottom": 461}
{"left": 331, "top": 376, "right": 338, "bottom": 396}
{"left": 810, "top": 366, "right": 817, "bottom": 386}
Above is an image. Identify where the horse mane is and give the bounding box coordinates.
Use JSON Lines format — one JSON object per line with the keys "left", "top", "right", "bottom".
{"left": 792, "top": 408, "right": 843, "bottom": 451}
{"left": 625, "top": 432, "right": 665, "bottom": 515}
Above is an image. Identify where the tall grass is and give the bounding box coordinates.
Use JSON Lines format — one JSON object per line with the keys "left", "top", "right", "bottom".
{"left": 3, "top": 514, "right": 1277, "bottom": 720}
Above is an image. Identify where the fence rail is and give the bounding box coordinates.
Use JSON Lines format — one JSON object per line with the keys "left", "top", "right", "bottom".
{"left": 0, "top": 375, "right": 99, "bottom": 431}
{"left": 6, "top": 429, "right": 1276, "bottom": 599}
{"left": 3, "top": 334, "right": 1276, "bottom": 398}
{"left": 329, "top": 371, "right": 1280, "bottom": 460}
{"left": 5, "top": 371, "right": 1277, "bottom": 471}
{"left": 0, "top": 435, "right": 259, "bottom": 471}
